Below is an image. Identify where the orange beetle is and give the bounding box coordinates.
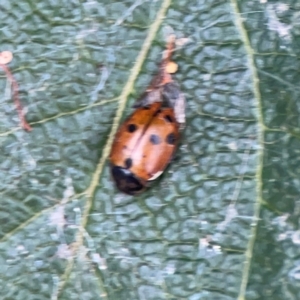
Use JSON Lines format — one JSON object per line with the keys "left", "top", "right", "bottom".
{"left": 109, "top": 37, "right": 185, "bottom": 195}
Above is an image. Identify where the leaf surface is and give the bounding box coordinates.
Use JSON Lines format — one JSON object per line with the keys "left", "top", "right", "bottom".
{"left": 0, "top": 1, "right": 299, "bottom": 299}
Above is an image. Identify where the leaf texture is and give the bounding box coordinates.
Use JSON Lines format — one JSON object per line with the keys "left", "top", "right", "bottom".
{"left": 0, "top": 1, "right": 299, "bottom": 300}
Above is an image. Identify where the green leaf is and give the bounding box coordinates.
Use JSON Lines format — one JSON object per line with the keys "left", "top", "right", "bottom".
{"left": 0, "top": 0, "right": 299, "bottom": 299}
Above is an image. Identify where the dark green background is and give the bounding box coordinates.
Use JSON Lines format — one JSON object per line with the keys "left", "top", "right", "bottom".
{"left": 0, "top": 0, "right": 299, "bottom": 299}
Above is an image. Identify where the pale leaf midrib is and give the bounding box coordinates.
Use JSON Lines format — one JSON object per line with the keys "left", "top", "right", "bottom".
{"left": 54, "top": 0, "right": 173, "bottom": 298}
{"left": 229, "top": 1, "right": 265, "bottom": 300}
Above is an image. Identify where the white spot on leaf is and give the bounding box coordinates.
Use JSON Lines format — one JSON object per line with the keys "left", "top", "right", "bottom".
{"left": 62, "top": 177, "right": 74, "bottom": 203}
{"left": 49, "top": 205, "right": 66, "bottom": 228}
{"left": 217, "top": 204, "right": 238, "bottom": 231}
{"left": 56, "top": 244, "right": 73, "bottom": 260}
{"left": 164, "top": 263, "right": 175, "bottom": 275}
{"left": 292, "top": 231, "right": 300, "bottom": 245}
{"left": 227, "top": 141, "right": 238, "bottom": 151}
{"left": 91, "top": 253, "right": 107, "bottom": 270}
{"left": 266, "top": 3, "right": 292, "bottom": 40}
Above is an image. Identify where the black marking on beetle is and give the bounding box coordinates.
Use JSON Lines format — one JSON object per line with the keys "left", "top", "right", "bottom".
{"left": 111, "top": 166, "right": 144, "bottom": 195}
{"left": 153, "top": 108, "right": 162, "bottom": 116}
{"left": 124, "top": 158, "right": 132, "bottom": 169}
{"left": 127, "top": 123, "right": 137, "bottom": 133}
{"left": 166, "top": 133, "right": 176, "bottom": 145}
{"left": 149, "top": 134, "right": 161, "bottom": 145}
{"left": 143, "top": 105, "right": 150, "bottom": 110}
{"left": 164, "top": 114, "right": 174, "bottom": 123}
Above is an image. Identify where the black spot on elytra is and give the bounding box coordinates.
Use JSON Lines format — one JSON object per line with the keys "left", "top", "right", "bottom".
{"left": 153, "top": 109, "right": 162, "bottom": 116}
{"left": 127, "top": 123, "right": 137, "bottom": 133}
{"left": 149, "top": 134, "right": 161, "bottom": 145}
{"left": 124, "top": 158, "right": 132, "bottom": 169}
{"left": 143, "top": 105, "right": 150, "bottom": 110}
{"left": 166, "top": 133, "right": 176, "bottom": 145}
{"left": 164, "top": 114, "right": 174, "bottom": 123}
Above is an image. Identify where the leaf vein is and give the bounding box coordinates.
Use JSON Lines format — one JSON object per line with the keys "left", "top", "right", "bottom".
{"left": 229, "top": 1, "right": 265, "bottom": 299}
{"left": 54, "top": 0, "right": 173, "bottom": 298}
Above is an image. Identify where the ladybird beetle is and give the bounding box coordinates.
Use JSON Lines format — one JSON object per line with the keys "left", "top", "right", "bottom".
{"left": 109, "top": 36, "right": 185, "bottom": 195}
